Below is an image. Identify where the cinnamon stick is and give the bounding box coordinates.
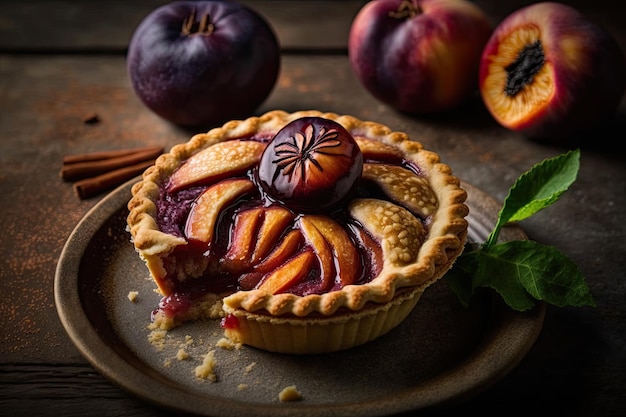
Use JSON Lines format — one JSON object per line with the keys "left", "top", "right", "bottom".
{"left": 73, "top": 159, "right": 155, "bottom": 199}
{"left": 62, "top": 145, "right": 163, "bottom": 165}
{"left": 61, "top": 146, "right": 163, "bottom": 181}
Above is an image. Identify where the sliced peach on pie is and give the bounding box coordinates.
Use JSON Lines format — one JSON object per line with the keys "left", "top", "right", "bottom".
{"left": 258, "top": 248, "right": 316, "bottom": 294}
{"left": 350, "top": 223, "right": 384, "bottom": 278}
{"left": 362, "top": 163, "right": 438, "bottom": 218}
{"left": 355, "top": 136, "right": 404, "bottom": 160}
{"left": 185, "top": 179, "right": 255, "bottom": 248}
{"left": 252, "top": 206, "right": 296, "bottom": 263}
{"left": 222, "top": 206, "right": 265, "bottom": 273}
{"left": 349, "top": 198, "right": 426, "bottom": 268}
{"left": 168, "top": 140, "right": 266, "bottom": 192}
{"left": 299, "top": 216, "right": 336, "bottom": 292}
{"left": 300, "top": 215, "right": 360, "bottom": 288}
{"left": 254, "top": 229, "right": 304, "bottom": 274}
{"left": 223, "top": 205, "right": 296, "bottom": 274}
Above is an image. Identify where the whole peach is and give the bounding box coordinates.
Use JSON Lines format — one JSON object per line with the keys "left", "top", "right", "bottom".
{"left": 348, "top": 0, "right": 492, "bottom": 114}
{"left": 479, "top": 2, "right": 625, "bottom": 140}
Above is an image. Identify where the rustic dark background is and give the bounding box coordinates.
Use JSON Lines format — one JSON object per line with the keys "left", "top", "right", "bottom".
{"left": 1, "top": 1, "right": 624, "bottom": 416}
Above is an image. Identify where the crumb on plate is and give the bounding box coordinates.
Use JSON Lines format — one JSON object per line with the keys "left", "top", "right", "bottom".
{"left": 279, "top": 385, "right": 302, "bottom": 402}
{"left": 195, "top": 349, "right": 217, "bottom": 382}
{"left": 244, "top": 362, "right": 256, "bottom": 374}
{"left": 176, "top": 348, "right": 189, "bottom": 360}
{"left": 147, "top": 328, "right": 167, "bottom": 351}
{"left": 216, "top": 337, "right": 241, "bottom": 350}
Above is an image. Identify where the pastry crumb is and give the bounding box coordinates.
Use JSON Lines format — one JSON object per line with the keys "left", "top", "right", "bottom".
{"left": 176, "top": 348, "right": 189, "bottom": 360}
{"left": 195, "top": 349, "right": 217, "bottom": 381}
{"left": 216, "top": 337, "right": 241, "bottom": 350}
{"left": 237, "top": 383, "right": 249, "bottom": 391}
{"left": 148, "top": 311, "right": 176, "bottom": 331}
{"left": 147, "top": 328, "right": 167, "bottom": 351}
{"left": 278, "top": 385, "right": 302, "bottom": 402}
{"left": 244, "top": 362, "right": 257, "bottom": 374}
{"left": 127, "top": 291, "right": 139, "bottom": 302}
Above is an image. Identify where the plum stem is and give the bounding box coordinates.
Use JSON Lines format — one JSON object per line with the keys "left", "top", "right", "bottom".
{"left": 388, "top": 0, "right": 421, "bottom": 19}
{"left": 182, "top": 8, "right": 215, "bottom": 36}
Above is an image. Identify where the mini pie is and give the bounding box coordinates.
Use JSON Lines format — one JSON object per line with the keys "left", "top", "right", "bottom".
{"left": 127, "top": 110, "right": 469, "bottom": 354}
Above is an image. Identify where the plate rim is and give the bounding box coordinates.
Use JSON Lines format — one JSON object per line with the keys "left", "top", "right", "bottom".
{"left": 54, "top": 178, "right": 545, "bottom": 417}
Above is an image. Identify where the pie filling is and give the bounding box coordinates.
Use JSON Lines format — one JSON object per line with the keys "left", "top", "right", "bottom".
{"left": 148, "top": 121, "right": 438, "bottom": 324}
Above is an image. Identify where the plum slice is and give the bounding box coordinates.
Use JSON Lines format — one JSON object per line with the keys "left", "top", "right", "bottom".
{"left": 222, "top": 205, "right": 295, "bottom": 273}
{"left": 185, "top": 178, "right": 255, "bottom": 248}
{"left": 168, "top": 139, "right": 266, "bottom": 192}
{"left": 258, "top": 249, "right": 316, "bottom": 294}
{"left": 299, "top": 216, "right": 336, "bottom": 292}
{"left": 299, "top": 215, "right": 360, "bottom": 290}
{"left": 252, "top": 214, "right": 361, "bottom": 295}
{"left": 252, "top": 206, "right": 296, "bottom": 262}
{"left": 253, "top": 229, "right": 303, "bottom": 274}
{"left": 222, "top": 206, "right": 265, "bottom": 273}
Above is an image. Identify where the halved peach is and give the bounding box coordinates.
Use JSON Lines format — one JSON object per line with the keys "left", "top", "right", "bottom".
{"left": 479, "top": 2, "right": 625, "bottom": 139}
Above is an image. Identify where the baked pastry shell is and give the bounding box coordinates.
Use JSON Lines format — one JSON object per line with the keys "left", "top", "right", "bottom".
{"left": 127, "top": 110, "right": 469, "bottom": 352}
{"left": 222, "top": 286, "right": 424, "bottom": 354}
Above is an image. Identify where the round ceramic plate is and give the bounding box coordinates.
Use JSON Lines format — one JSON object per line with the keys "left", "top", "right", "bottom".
{"left": 54, "top": 179, "right": 545, "bottom": 417}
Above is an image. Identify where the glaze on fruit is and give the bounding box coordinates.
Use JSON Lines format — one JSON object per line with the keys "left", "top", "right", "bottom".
{"left": 257, "top": 117, "right": 364, "bottom": 212}
{"left": 150, "top": 116, "right": 442, "bottom": 317}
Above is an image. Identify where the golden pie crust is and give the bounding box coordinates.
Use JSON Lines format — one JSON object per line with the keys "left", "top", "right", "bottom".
{"left": 127, "top": 110, "right": 468, "bottom": 353}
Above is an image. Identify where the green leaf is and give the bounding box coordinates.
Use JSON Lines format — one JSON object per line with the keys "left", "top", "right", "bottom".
{"left": 474, "top": 240, "right": 596, "bottom": 310}
{"left": 446, "top": 149, "right": 596, "bottom": 312}
{"left": 471, "top": 248, "right": 538, "bottom": 311}
{"left": 444, "top": 249, "right": 478, "bottom": 308}
{"left": 484, "top": 149, "right": 580, "bottom": 249}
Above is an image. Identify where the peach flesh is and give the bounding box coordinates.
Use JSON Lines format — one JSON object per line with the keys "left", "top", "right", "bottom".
{"left": 479, "top": 2, "right": 626, "bottom": 139}
{"left": 480, "top": 25, "right": 555, "bottom": 128}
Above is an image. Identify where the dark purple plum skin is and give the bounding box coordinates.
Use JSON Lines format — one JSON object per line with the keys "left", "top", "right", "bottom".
{"left": 257, "top": 117, "right": 364, "bottom": 213}
{"left": 127, "top": 1, "right": 280, "bottom": 127}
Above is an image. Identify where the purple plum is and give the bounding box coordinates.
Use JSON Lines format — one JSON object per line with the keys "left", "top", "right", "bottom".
{"left": 127, "top": 0, "right": 280, "bottom": 127}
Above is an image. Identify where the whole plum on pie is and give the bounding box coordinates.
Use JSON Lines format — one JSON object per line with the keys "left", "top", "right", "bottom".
{"left": 257, "top": 117, "right": 364, "bottom": 212}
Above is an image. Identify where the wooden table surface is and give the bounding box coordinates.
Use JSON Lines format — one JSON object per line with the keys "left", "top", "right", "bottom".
{"left": 1, "top": 1, "right": 625, "bottom": 416}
